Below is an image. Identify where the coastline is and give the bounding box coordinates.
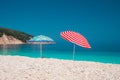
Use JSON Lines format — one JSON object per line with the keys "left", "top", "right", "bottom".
{"left": 0, "top": 56, "right": 120, "bottom": 80}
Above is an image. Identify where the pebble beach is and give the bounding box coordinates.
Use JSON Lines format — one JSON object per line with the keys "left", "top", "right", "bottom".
{"left": 0, "top": 56, "right": 120, "bottom": 80}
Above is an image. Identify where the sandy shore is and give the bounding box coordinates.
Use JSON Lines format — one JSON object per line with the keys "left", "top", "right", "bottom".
{"left": 0, "top": 56, "right": 120, "bottom": 80}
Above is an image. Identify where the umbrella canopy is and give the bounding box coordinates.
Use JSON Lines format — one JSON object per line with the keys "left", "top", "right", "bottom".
{"left": 28, "top": 35, "right": 55, "bottom": 44}
{"left": 60, "top": 31, "right": 91, "bottom": 60}
{"left": 28, "top": 35, "right": 55, "bottom": 58}
{"left": 61, "top": 31, "right": 91, "bottom": 48}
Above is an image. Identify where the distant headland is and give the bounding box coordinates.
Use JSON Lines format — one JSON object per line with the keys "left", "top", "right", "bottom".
{"left": 0, "top": 27, "right": 33, "bottom": 44}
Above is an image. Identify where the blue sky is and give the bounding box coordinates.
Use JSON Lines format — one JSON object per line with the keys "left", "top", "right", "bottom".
{"left": 0, "top": 0, "right": 120, "bottom": 51}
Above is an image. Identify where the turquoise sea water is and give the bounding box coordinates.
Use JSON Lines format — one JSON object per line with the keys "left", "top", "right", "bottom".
{"left": 0, "top": 44, "right": 120, "bottom": 64}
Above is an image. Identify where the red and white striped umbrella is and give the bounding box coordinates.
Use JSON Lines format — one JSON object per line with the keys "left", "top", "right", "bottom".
{"left": 60, "top": 31, "right": 91, "bottom": 60}
{"left": 61, "top": 31, "right": 91, "bottom": 48}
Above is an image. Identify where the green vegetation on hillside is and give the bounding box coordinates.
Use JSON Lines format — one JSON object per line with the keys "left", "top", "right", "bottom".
{"left": 0, "top": 27, "right": 33, "bottom": 42}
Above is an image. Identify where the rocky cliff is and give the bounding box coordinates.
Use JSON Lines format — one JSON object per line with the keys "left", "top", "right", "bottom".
{"left": 0, "top": 27, "right": 33, "bottom": 44}
{"left": 0, "top": 33, "right": 24, "bottom": 44}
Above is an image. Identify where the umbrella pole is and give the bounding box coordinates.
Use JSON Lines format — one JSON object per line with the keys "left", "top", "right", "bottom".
{"left": 40, "top": 44, "right": 42, "bottom": 58}
{"left": 73, "top": 44, "right": 75, "bottom": 60}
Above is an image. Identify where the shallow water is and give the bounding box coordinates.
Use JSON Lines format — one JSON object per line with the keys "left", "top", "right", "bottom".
{"left": 0, "top": 44, "right": 120, "bottom": 64}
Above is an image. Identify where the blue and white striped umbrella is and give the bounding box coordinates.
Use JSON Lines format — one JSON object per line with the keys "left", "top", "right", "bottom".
{"left": 28, "top": 35, "right": 54, "bottom": 42}
{"left": 28, "top": 35, "right": 55, "bottom": 58}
